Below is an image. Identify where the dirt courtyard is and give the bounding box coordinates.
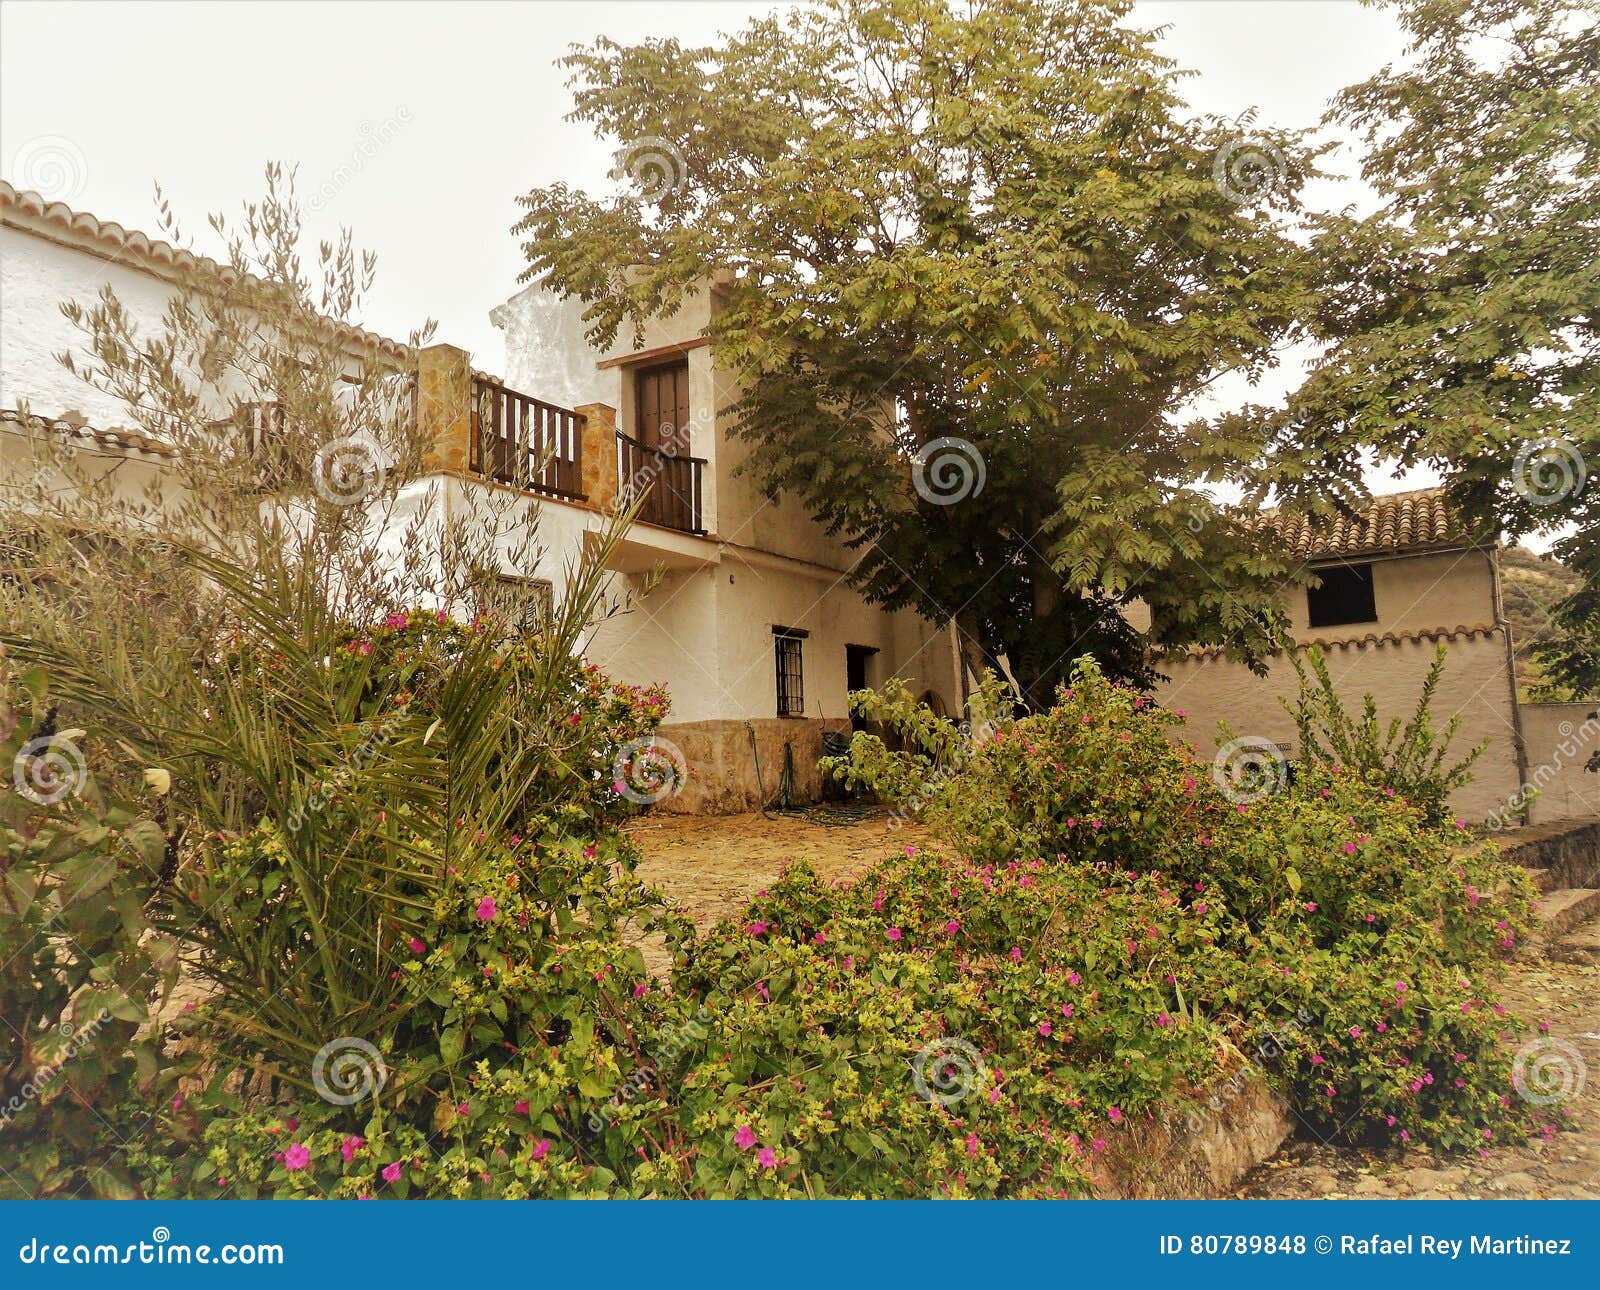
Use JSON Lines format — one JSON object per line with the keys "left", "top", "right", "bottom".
{"left": 628, "top": 807, "right": 927, "bottom": 929}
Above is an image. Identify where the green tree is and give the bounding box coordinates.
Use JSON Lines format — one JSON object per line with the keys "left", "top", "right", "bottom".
{"left": 1260, "top": 0, "right": 1599, "bottom": 703}
{"left": 514, "top": 0, "right": 1320, "bottom": 704}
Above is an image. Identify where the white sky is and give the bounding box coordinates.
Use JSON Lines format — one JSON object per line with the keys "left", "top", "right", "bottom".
{"left": 4, "top": 0, "right": 1461, "bottom": 502}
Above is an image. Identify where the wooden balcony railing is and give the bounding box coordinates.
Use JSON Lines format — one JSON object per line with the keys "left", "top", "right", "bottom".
{"left": 470, "top": 374, "right": 585, "bottom": 501}
{"left": 615, "top": 431, "right": 706, "bottom": 535}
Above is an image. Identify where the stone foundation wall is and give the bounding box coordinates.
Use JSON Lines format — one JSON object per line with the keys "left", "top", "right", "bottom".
{"left": 1094, "top": 1064, "right": 1292, "bottom": 1199}
{"left": 656, "top": 717, "right": 852, "bottom": 814}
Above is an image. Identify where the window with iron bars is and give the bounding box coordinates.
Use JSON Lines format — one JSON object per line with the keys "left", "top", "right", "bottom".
{"left": 773, "top": 626, "right": 807, "bottom": 717}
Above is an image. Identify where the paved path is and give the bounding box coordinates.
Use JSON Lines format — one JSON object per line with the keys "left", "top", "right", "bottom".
{"left": 1239, "top": 913, "right": 1600, "bottom": 1199}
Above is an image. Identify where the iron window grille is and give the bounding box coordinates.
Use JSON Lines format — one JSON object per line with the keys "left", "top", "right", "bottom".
{"left": 774, "top": 626, "right": 808, "bottom": 717}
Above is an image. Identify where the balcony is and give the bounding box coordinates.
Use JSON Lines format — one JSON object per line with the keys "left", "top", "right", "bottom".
{"left": 469, "top": 373, "right": 585, "bottom": 501}
{"left": 615, "top": 431, "right": 706, "bottom": 535}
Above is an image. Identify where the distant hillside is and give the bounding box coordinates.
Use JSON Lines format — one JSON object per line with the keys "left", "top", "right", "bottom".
{"left": 1499, "top": 545, "right": 1583, "bottom": 698}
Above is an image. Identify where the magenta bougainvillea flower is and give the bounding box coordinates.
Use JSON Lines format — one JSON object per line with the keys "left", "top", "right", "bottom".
{"left": 408, "top": 937, "right": 426, "bottom": 954}
{"left": 886, "top": 927, "right": 903, "bottom": 941}
{"left": 756, "top": 1147, "right": 778, "bottom": 1169}
{"left": 735, "top": 1125, "right": 757, "bottom": 1150}
{"left": 283, "top": 1143, "right": 310, "bottom": 1171}
{"left": 531, "top": 1139, "right": 551, "bottom": 1161}
{"left": 340, "top": 1135, "right": 364, "bottom": 1163}
{"left": 381, "top": 1162, "right": 403, "bottom": 1184}
{"left": 475, "top": 896, "right": 496, "bottom": 921}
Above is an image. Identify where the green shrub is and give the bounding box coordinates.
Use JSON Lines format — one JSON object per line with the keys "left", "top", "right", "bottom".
{"left": 0, "top": 674, "right": 181, "bottom": 1197}
{"left": 1283, "top": 643, "right": 1488, "bottom": 828}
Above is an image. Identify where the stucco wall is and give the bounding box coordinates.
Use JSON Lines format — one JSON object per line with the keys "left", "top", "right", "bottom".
{"left": 1156, "top": 628, "right": 1524, "bottom": 825}
{"left": 0, "top": 222, "right": 180, "bottom": 424}
{"left": 1518, "top": 702, "right": 1600, "bottom": 825}
{"left": 1286, "top": 549, "right": 1499, "bottom": 642}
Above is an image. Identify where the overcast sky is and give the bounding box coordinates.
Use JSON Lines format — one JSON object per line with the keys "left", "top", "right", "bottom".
{"left": 3, "top": 0, "right": 1426, "bottom": 478}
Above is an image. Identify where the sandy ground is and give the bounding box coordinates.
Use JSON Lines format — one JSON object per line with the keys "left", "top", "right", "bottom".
{"left": 628, "top": 807, "right": 928, "bottom": 930}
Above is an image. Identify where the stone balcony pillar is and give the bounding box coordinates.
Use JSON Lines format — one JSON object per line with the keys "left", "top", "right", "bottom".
{"left": 575, "top": 402, "right": 618, "bottom": 515}
{"left": 416, "top": 343, "right": 473, "bottom": 475}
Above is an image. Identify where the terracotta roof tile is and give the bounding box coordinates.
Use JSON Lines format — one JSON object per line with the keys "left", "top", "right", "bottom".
{"left": 1248, "top": 487, "right": 1487, "bottom": 561}
{"left": 0, "top": 179, "right": 413, "bottom": 365}
{"left": 1176, "top": 621, "right": 1503, "bottom": 662}
{"left": 0, "top": 406, "right": 177, "bottom": 460}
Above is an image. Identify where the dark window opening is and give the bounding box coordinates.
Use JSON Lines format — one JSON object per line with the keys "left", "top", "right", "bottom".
{"left": 1306, "top": 561, "right": 1378, "bottom": 629}
{"left": 845, "top": 644, "right": 879, "bottom": 730}
{"left": 634, "top": 359, "right": 691, "bottom": 454}
{"left": 774, "top": 627, "right": 807, "bottom": 717}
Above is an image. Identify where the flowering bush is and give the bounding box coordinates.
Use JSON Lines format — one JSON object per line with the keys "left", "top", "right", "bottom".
{"left": 819, "top": 659, "right": 1541, "bottom": 1155}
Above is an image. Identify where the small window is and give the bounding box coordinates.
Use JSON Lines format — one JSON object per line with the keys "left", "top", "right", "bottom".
{"left": 1306, "top": 562, "right": 1378, "bottom": 628}
{"left": 774, "top": 626, "right": 807, "bottom": 716}
{"left": 473, "top": 571, "right": 554, "bottom": 632}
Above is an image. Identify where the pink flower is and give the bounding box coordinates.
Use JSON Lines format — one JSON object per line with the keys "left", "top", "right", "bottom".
{"left": 340, "top": 1135, "right": 364, "bottom": 1163}
{"left": 633, "top": 983, "right": 648, "bottom": 998}
{"left": 1194, "top": 902, "right": 1207, "bottom": 916}
{"left": 1092, "top": 1137, "right": 1106, "bottom": 1154}
{"left": 283, "top": 1143, "right": 310, "bottom": 1171}
{"left": 1038, "top": 1022, "right": 1053, "bottom": 1037}
{"left": 475, "top": 896, "right": 497, "bottom": 921}
{"left": 1156, "top": 1013, "right": 1173, "bottom": 1028}
{"left": 886, "top": 927, "right": 903, "bottom": 942}
{"left": 1107, "top": 1106, "right": 1123, "bottom": 1123}
{"left": 1061, "top": 1003, "right": 1074, "bottom": 1019}
{"left": 514, "top": 1100, "right": 530, "bottom": 1115}
{"left": 965, "top": 1132, "right": 980, "bottom": 1158}
{"left": 1009, "top": 946, "right": 1022, "bottom": 963}
{"left": 381, "top": 1162, "right": 403, "bottom": 1184}
{"left": 735, "top": 1125, "right": 757, "bottom": 1150}
{"left": 1349, "top": 1026, "right": 1362, "bottom": 1039}
{"left": 904, "top": 845, "right": 917, "bottom": 857}
{"left": 756, "top": 1147, "right": 778, "bottom": 1169}
{"left": 1304, "top": 901, "right": 1317, "bottom": 912}
{"left": 745, "top": 921, "right": 768, "bottom": 936}
{"left": 612, "top": 780, "right": 627, "bottom": 796}
{"left": 531, "top": 1139, "right": 551, "bottom": 1161}
{"left": 812, "top": 930, "right": 827, "bottom": 945}
{"left": 1066, "top": 971, "right": 1081, "bottom": 986}
{"left": 408, "top": 937, "right": 426, "bottom": 954}
{"left": 1310, "top": 1054, "right": 1324, "bottom": 1065}
{"left": 945, "top": 920, "right": 960, "bottom": 934}
{"left": 1343, "top": 841, "right": 1357, "bottom": 855}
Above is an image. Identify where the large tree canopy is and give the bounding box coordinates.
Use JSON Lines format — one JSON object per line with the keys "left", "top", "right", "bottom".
{"left": 1260, "top": 0, "right": 1599, "bottom": 700}
{"left": 515, "top": 0, "right": 1320, "bottom": 704}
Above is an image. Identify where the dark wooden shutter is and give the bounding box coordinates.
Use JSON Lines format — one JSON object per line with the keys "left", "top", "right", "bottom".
{"left": 635, "top": 360, "right": 690, "bottom": 452}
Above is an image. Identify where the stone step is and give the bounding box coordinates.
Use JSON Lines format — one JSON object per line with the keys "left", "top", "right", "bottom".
{"left": 1531, "top": 887, "right": 1600, "bottom": 942}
